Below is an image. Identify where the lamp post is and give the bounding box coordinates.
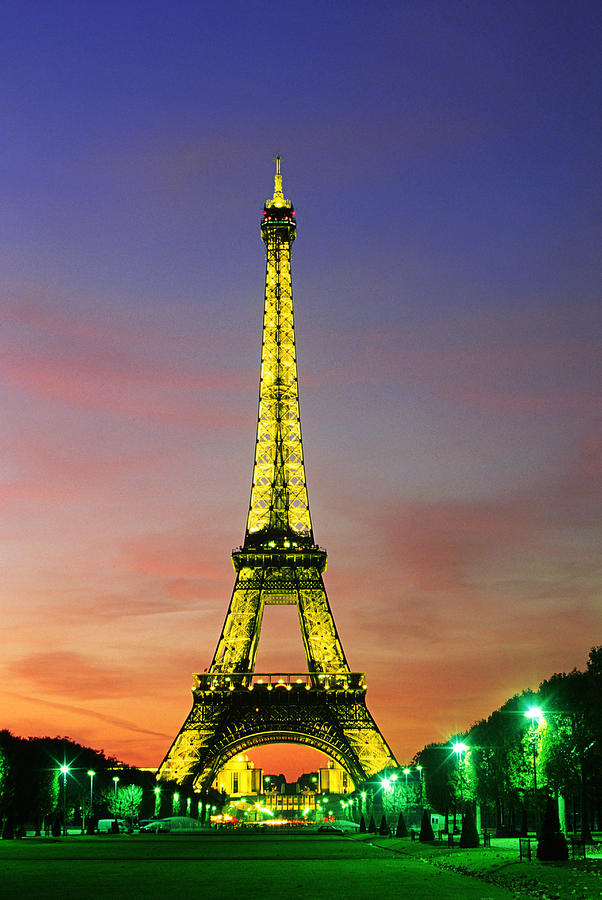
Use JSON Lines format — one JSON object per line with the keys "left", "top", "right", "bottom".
{"left": 112, "top": 776, "right": 119, "bottom": 819}
{"left": 403, "top": 768, "right": 410, "bottom": 811}
{"left": 524, "top": 706, "right": 543, "bottom": 831}
{"left": 60, "top": 764, "right": 70, "bottom": 836}
{"left": 452, "top": 743, "right": 468, "bottom": 803}
{"left": 87, "top": 770, "right": 95, "bottom": 829}
{"left": 452, "top": 743, "right": 468, "bottom": 833}
{"left": 416, "top": 765, "right": 423, "bottom": 824}
{"left": 154, "top": 786, "right": 161, "bottom": 817}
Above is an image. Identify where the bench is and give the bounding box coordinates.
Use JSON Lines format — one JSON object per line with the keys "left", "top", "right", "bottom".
{"left": 482, "top": 830, "right": 491, "bottom": 847}
{"left": 570, "top": 836, "right": 586, "bottom": 859}
{"left": 519, "top": 837, "right": 532, "bottom": 861}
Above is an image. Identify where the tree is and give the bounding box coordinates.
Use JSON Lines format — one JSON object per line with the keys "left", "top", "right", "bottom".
{"left": 415, "top": 743, "right": 455, "bottom": 832}
{"left": 539, "top": 648, "right": 602, "bottom": 842}
{"left": 116, "top": 785, "right": 143, "bottom": 820}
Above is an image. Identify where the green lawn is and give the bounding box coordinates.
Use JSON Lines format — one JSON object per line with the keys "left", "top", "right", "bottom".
{"left": 0, "top": 832, "right": 599, "bottom": 899}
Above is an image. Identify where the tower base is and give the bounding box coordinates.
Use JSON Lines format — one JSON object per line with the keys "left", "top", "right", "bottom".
{"left": 158, "top": 672, "right": 396, "bottom": 791}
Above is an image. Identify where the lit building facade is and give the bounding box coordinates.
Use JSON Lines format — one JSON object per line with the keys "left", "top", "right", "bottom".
{"left": 212, "top": 754, "right": 263, "bottom": 797}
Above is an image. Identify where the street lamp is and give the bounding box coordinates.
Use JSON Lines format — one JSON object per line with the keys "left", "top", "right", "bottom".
{"left": 87, "top": 770, "right": 95, "bottom": 827}
{"left": 524, "top": 706, "right": 543, "bottom": 831}
{"left": 112, "top": 776, "right": 119, "bottom": 818}
{"left": 60, "top": 764, "right": 70, "bottom": 836}
{"left": 416, "top": 766, "right": 423, "bottom": 813}
{"left": 452, "top": 743, "right": 468, "bottom": 803}
{"left": 154, "top": 786, "right": 161, "bottom": 817}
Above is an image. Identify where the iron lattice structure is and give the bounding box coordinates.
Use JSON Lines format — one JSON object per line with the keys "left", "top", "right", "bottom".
{"left": 158, "top": 159, "right": 396, "bottom": 791}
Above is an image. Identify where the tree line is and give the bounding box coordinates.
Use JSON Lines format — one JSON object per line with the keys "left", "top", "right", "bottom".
{"left": 0, "top": 732, "right": 224, "bottom": 838}
{"left": 413, "top": 646, "right": 601, "bottom": 839}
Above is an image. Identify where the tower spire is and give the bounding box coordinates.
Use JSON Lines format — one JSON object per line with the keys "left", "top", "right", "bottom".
{"left": 266, "top": 154, "right": 290, "bottom": 209}
{"left": 246, "top": 158, "right": 308, "bottom": 546}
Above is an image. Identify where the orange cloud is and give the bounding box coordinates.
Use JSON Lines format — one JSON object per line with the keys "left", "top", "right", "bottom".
{"left": 8, "top": 651, "right": 142, "bottom": 700}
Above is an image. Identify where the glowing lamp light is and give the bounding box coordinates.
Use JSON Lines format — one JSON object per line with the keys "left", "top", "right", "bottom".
{"left": 452, "top": 742, "right": 468, "bottom": 755}
{"left": 524, "top": 706, "right": 543, "bottom": 722}
{"left": 60, "top": 764, "right": 70, "bottom": 775}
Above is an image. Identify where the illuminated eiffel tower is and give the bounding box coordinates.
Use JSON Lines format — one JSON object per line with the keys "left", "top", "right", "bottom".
{"left": 158, "top": 159, "right": 396, "bottom": 791}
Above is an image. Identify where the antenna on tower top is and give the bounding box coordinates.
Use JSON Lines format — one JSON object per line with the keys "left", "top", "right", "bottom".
{"left": 272, "top": 154, "right": 285, "bottom": 206}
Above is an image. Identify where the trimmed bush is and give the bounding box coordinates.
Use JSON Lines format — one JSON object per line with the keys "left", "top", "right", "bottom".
{"left": 536, "top": 796, "right": 568, "bottom": 861}
{"left": 379, "top": 815, "right": 389, "bottom": 836}
{"left": 459, "top": 806, "right": 480, "bottom": 848}
{"left": 395, "top": 811, "right": 408, "bottom": 837}
{"left": 368, "top": 814, "right": 377, "bottom": 834}
{"left": 358, "top": 815, "right": 366, "bottom": 833}
{"left": 419, "top": 809, "right": 434, "bottom": 842}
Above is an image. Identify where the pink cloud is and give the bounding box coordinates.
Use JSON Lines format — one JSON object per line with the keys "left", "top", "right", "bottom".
{"left": 0, "top": 688, "right": 170, "bottom": 740}
{"left": 2, "top": 299, "right": 252, "bottom": 425}
{"left": 8, "top": 651, "right": 144, "bottom": 700}
{"left": 120, "top": 533, "right": 230, "bottom": 583}
{"left": 304, "top": 303, "right": 600, "bottom": 416}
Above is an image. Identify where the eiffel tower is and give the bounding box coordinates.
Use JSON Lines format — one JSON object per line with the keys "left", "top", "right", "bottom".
{"left": 158, "top": 159, "right": 397, "bottom": 791}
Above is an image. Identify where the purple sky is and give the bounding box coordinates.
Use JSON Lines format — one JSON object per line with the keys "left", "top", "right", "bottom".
{"left": 2, "top": 1, "right": 600, "bottom": 778}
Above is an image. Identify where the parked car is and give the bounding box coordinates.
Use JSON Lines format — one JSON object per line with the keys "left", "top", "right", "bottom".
{"left": 139, "top": 820, "right": 170, "bottom": 833}
{"left": 97, "top": 819, "right": 130, "bottom": 834}
{"left": 317, "top": 825, "right": 343, "bottom": 834}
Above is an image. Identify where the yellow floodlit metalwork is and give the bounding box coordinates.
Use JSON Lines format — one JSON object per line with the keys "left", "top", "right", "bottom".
{"left": 157, "top": 160, "right": 397, "bottom": 793}
{"left": 246, "top": 156, "right": 311, "bottom": 541}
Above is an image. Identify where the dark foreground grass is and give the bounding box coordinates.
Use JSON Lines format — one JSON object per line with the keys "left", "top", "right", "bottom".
{"left": 0, "top": 832, "right": 515, "bottom": 900}
{"left": 369, "top": 835, "right": 602, "bottom": 900}
{"left": 1, "top": 832, "right": 600, "bottom": 899}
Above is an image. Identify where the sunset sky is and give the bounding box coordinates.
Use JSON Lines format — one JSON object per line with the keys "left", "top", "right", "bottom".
{"left": 2, "top": 1, "right": 600, "bottom": 780}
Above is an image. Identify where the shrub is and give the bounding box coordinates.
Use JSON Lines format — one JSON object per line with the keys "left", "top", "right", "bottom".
{"left": 419, "top": 809, "right": 434, "bottom": 842}
{"left": 459, "top": 805, "right": 479, "bottom": 848}
{"left": 395, "top": 811, "right": 408, "bottom": 837}
{"left": 536, "top": 796, "right": 568, "bottom": 861}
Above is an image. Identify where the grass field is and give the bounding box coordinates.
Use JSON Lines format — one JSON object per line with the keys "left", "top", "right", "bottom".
{"left": 0, "top": 831, "right": 600, "bottom": 899}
